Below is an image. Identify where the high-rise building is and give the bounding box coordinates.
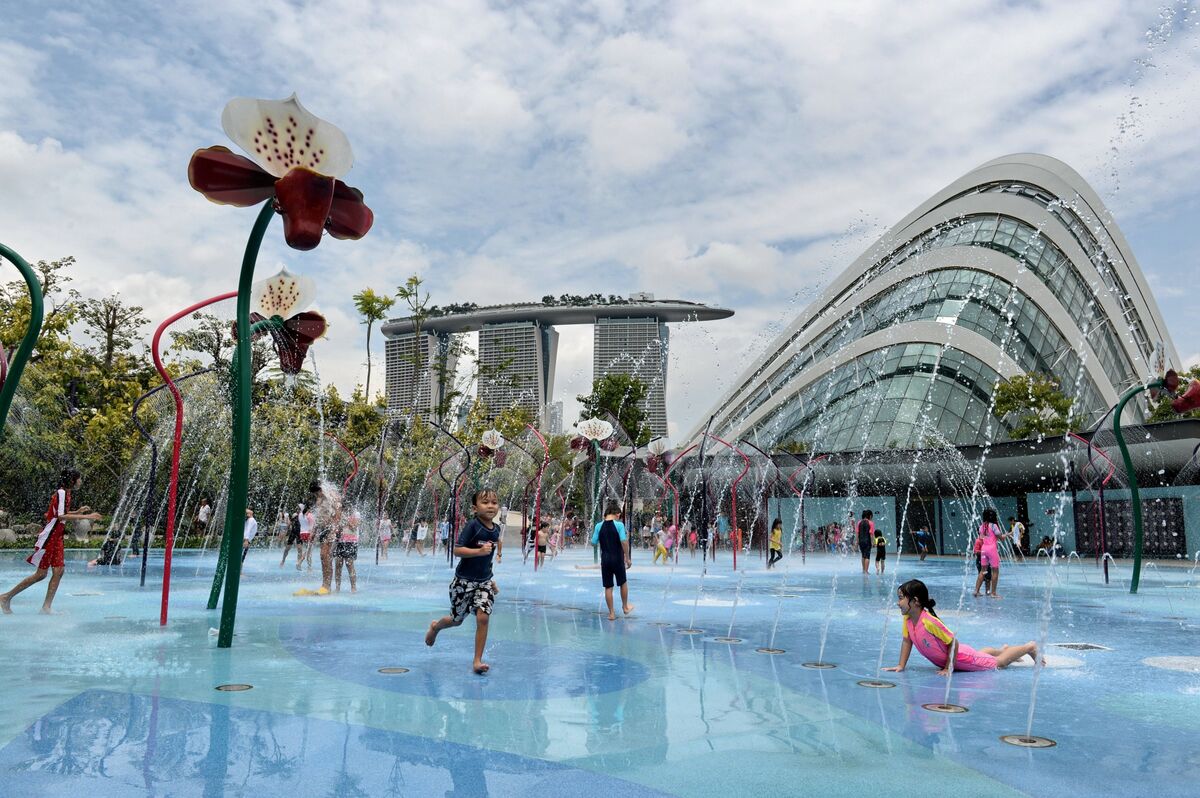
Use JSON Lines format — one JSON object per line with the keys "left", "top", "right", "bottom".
{"left": 381, "top": 298, "right": 731, "bottom": 433}
{"left": 593, "top": 316, "right": 669, "bottom": 438}
{"left": 383, "top": 331, "right": 457, "bottom": 418}
{"left": 547, "top": 401, "right": 564, "bottom": 434}
{"left": 477, "top": 321, "right": 559, "bottom": 425}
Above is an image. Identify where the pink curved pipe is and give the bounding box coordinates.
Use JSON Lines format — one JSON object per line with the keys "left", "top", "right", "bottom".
{"left": 702, "top": 433, "right": 751, "bottom": 569}
{"left": 153, "top": 290, "right": 237, "bottom": 627}
{"left": 1068, "top": 431, "right": 1115, "bottom": 486}
{"left": 785, "top": 454, "right": 828, "bottom": 561}
{"left": 325, "top": 431, "right": 359, "bottom": 494}
{"left": 656, "top": 443, "right": 698, "bottom": 529}
{"left": 526, "top": 425, "right": 551, "bottom": 569}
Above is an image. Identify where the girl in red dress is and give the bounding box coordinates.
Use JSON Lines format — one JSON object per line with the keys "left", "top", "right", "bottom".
{"left": 0, "top": 469, "right": 101, "bottom": 614}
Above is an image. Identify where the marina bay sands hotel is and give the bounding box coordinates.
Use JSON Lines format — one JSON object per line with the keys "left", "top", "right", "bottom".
{"left": 381, "top": 294, "right": 732, "bottom": 436}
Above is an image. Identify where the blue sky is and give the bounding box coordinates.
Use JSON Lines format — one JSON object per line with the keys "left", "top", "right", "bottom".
{"left": 2, "top": 0, "right": 1199, "bottom": 438}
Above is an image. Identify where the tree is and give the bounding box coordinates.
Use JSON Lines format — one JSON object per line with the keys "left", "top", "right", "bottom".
{"left": 78, "top": 294, "right": 148, "bottom": 373}
{"left": 577, "top": 373, "right": 652, "bottom": 446}
{"left": 352, "top": 287, "right": 395, "bottom": 401}
{"left": 992, "top": 373, "right": 1082, "bottom": 440}
{"left": 168, "top": 312, "right": 233, "bottom": 367}
{"left": 1, "top": 256, "right": 80, "bottom": 366}
{"left": 395, "top": 274, "right": 430, "bottom": 417}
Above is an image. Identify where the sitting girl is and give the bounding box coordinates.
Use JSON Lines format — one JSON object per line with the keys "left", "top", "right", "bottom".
{"left": 883, "top": 579, "right": 1039, "bottom": 676}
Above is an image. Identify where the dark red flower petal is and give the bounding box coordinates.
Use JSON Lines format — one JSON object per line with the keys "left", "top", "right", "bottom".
{"left": 600, "top": 437, "right": 619, "bottom": 451}
{"left": 327, "top": 180, "right": 374, "bottom": 241}
{"left": 231, "top": 312, "right": 272, "bottom": 341}
{"left": 493, "top": 450, "right": 507, "bottom": 467}
{"left": 274, "top": 168, "right": 336, "bottom": 251}
{"left": 272, "top": 311, "right": 327, "bottom": 374}
{"left": 569, "top": 436, "right": 588, "bottom": 451}
{"left": 188, "top": 146, "right": 276, "bottom": 207}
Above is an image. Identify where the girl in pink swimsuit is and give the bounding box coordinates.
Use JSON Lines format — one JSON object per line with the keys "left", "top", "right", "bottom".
{"left": 973, "top": 508, "right": 1008, "bottom": 598}
{"left": 883, "top": 579, "right": 1039, "bottom": 676}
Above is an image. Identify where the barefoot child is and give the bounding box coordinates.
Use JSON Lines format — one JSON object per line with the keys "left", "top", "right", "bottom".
{"left": 1, "top": 469, "right": 102, "bottom": 615}
{"left": 883, "top": 579, "right": 1039, "bottom": 676}
{"left": 593, "top": 503, "right": 634, "bottom": 620}
{"left": 426, "top": 489, "right": 503, "bottom": 674}
{"left": 335, "top": 508, "right": 360, "bottom": 592}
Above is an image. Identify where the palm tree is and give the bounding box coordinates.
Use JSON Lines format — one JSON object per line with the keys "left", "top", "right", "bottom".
{"left": 352, "top": 287, "right": 395, "bottom": 400}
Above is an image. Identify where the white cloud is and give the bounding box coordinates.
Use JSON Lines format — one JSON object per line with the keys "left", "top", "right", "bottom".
{"left": 2, "top": 0, "right": 1200, "bottom": 438}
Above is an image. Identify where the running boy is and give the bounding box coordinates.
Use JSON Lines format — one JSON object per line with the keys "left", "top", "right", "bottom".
{"left": 426, "top": 489, "right": 503, "bottom": 674}
{"left": 1, "top": 469, "right": 102, "bottom": 614}
{"left": 874, "top": 528, "right": 887, "bottom": 574}
{"left": 593, "top": 503, "right": 634, "bottom": 620}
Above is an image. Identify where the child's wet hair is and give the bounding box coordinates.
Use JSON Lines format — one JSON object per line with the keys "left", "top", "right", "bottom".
{"left": 470, "top": 488, "right": 499, "bottom": 506}
{"left": 604, "top": 502, "right": 622, "bottom": 516}
{"left": 898, "top": 579, "right": 937, "bottom": 616}
{"left": 772, "top": 517, "right": 783, "bottom": 530}
{"left": 58, "top": 468, "right": 82, "bottom": 488}
{"left": 982, "top": 507, "right": 999, "bottom": 524}
{"left": 862, "top": 509, "right": 873, "bottom": 520}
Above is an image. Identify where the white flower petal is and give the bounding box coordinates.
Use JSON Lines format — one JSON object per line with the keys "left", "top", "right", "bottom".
{"left": 481, "top": 429, "right": 505, "bottom": 450}
{"left": 221, "top": 94, "right": 354, "bottom": 179}
{"left": 252, "top": 267, "right": 316, "bottom": 318}
{"left": 578, "top": 418, "right": 614, "bottom": 441}
{"left": 648, "top": 438, "right": 669, "bottom": 455}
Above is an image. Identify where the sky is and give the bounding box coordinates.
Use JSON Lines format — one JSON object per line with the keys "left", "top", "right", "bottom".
{"left": 3, "top": 0, "right": 1199, "bottom": 441}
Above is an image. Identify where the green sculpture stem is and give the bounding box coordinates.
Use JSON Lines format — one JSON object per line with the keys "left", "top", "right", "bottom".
{"left": 0, "top": 244, "right": 44, "bottom": 440}
{"left": 206, "top": 312, "right": 284, "bottom": 612}
{"left": 1112, "top": 378, "right": 1161, "bottom": 595}
{"left": 592, "top": 441, "right": 601, "bottom": 564}
{"left": 209, "top": 202, "right": 276, "bottom": 649}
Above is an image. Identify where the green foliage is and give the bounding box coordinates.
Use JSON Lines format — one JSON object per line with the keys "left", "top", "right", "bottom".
{"left": 1148, "top": 365, "right": 1200, "bottom": 422}
{"left": 352, "top": 287, "right": 395, "bottom": 401}
{"left": 992, "top": 373, "right": 1082, "bottom": 440}
{"left": 577, "top": 373, "right": 651, "bottom": 446}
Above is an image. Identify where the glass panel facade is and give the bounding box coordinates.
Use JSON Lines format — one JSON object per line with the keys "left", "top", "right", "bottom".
{"left": 727, "top": 267, "right": 1107, "bottom": 435}
{"left": 748, "top": 344, "right": 1010, "bottom": 452}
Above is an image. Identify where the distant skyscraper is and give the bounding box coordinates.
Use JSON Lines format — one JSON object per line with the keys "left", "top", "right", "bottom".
{"left": 478, "top": 321, "right": 559, "bottom": 426}
{"left": 384, "top": 332, "right": 457, "bottom": 418}
{"left": 593, "top": 316, "right": 669, "bottom": 438}
{"left": 547, "top": 401, "right": 564, "bottom": 434}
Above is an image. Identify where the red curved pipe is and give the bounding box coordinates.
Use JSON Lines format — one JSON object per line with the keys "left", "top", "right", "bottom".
{"left": 153, "top": 290, "right": 237, "bottom": 627}
{"left": 325, "top": 431, "right": 359, "bottom": 495}
{"left": 656, "top": 443, "right": 698, "bottom": 529}
{"left": 526, "top": 425, "right": 551, "bottom": 569}
{"left": 702, "top": 433, "right": 751, "bottom": 569}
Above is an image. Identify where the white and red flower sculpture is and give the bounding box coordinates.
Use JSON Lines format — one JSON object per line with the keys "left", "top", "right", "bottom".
{"left": 571, "top": 418, "right": 617, "bottom": 458}
{"left": 478, "top": 429, "right": 507, "bottom": 466}
{"left": 233, "top": 267, "right": 328, "bottom": 375}
{"left": 646, "top": 437, "right": 670, "bottom": 473}
{"left": 188, "top": 95, "right": 373, "bottom": 251}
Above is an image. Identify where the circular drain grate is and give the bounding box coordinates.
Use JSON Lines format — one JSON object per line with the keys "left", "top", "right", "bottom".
{"left": 1001, "top": 734, "right": 1056, "bottom": 748}
{"left": 802, "top": 662, "right": 837, "bottom": 669}
{"left": 922, "top": 703, "right": 967, "bottom": 714}
{"left": 711, "top": 636, "right": 743, "bottom": 644}
{"left": 857, "top": 679, "right": 896, "bottom": 689}
{"left": 215, "top": 684, "right": 253, "bottom": 692}
{"left": 756, "top": 647, "right": 786, "bottom": 654}
{"left": 676, "top": 628, "right": 704, "bottom": 635}
{"left": 378, "top": 667, "right": 410, "bottom": 675}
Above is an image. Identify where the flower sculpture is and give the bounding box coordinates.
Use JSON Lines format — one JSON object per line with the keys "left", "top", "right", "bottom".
{"left": 646, "top": 438, "right": 670, "bottom": 474}
{"left": 572, "top": 418, "right": 616, "bottom": 562}
{"left": 478, "top": 429, "right": 507, "bottom": 466}
{"left": 189, "top": 95, "right": 372, "bottom": 250}
{"left": 189, "top": 95, "right": 372, "bottom": 649}
{"left": 235, "top": 268, "right": 328, "bottom": 376}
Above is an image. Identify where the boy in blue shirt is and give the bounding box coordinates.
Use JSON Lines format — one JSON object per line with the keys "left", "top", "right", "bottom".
{"left": 592, "top": 502, "right": 634, "bottom": 621}
{"left": 425, "top": 489, "right": 503, "bottom": 674}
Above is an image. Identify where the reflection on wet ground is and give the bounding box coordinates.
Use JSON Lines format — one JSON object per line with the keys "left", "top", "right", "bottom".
{"left": 0, "top": 548, "right": 1197, "bottom": 796}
